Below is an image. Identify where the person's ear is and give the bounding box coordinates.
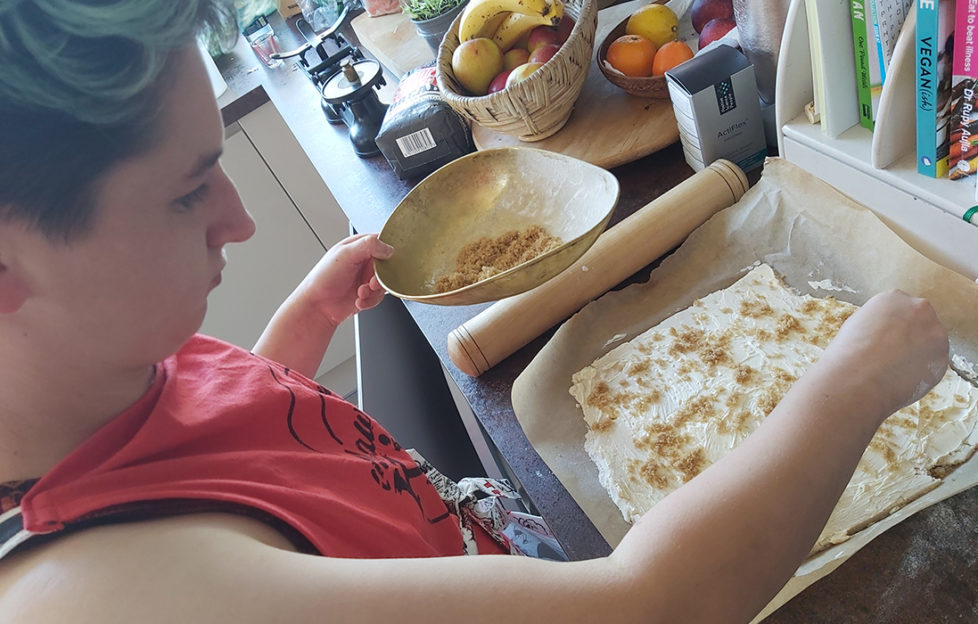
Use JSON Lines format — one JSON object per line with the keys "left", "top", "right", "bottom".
{"left": 0, "top": 258, "right": 29, "bottom": 314}
{"left": 0, "top": 224, "right": 30, "bottom": 314}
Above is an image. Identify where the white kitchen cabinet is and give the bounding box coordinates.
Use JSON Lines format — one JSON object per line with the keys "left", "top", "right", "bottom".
{"left": 775, "top": 0, "right": 978, "bottom": 280}
{"left": 200, "top": 101, "right": 357, "bottom": 398}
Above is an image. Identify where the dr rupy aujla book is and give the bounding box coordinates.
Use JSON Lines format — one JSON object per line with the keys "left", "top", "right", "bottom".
{"left": 947, "top": 0, "right": 978, "bottom": 180}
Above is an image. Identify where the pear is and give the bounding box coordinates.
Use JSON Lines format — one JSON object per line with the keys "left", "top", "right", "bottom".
{"left": 452, "top": 38, "right": 504, "bottom": 96}
{"left": 503, "top": 47, "right": 530, "bottom": 71}
{"left": 505, "top": 62, "right": 543, "bottom": 87}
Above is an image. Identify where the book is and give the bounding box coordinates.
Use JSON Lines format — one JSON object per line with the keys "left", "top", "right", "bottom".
{"left": 875, "top": 0, "right": 915, "bottom": 74}
{"left": 948, "top": 0, "right": 978, "bottom": 180}
{"left": 806, "top": 0, "right": 825, "bottom": 120}
{"left": 807, "top": 0, "right": 860, "bottom": 137}
{"left": 852, "top": 0, "right": 878, "bottom": 129}
{"left": 870, "top": 0, "right": 887, "bottom": 83}
{"left": 916, "top": 0, "right": 956, "bottom": 177}
{"left": 849, "top": 0, "right": 873, "bottom": 130}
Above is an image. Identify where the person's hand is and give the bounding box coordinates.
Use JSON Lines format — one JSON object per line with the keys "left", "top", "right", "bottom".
{"left": 300, "top": 233, "right": 394, "bottom": 328}
{"left": 817, "top": 289, "right": 949, "bottom": 419}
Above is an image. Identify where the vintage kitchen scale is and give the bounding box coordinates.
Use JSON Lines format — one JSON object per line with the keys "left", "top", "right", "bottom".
{"left": 272, "top": 5, "right": 388, "bottom": 158}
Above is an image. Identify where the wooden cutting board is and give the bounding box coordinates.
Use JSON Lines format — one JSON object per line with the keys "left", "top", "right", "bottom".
{"left": 351, "top": 11, "right": 435, "bottom": 77}
{"left": 352, "top": 0, "right": 680, "bottom": 168}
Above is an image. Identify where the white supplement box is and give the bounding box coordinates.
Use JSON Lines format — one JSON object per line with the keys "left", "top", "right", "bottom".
{"left": 665, "top": 44, "right": 766, "bottom": 173}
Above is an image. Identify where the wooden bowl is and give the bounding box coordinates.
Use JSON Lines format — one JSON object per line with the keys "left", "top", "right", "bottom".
{"left": 596, "top": 16, "right": 669, "bottom": 99}
{"left": 374, "top": 147, "right": 619, "bottom": 306}
{"left": 435, "top": 0, "right": 597, "bottom": 141}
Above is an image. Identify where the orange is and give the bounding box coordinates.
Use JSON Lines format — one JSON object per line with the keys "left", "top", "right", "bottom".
{"left": 605, "top": 34, "right": 656, "bottom": 77}
{"left": 652, "top": 40, "right": 694, "bottom": 75}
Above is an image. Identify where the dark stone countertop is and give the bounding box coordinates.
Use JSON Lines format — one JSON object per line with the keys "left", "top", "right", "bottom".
{"left": 214, "top": 11, "right": 978, "bottom": 623}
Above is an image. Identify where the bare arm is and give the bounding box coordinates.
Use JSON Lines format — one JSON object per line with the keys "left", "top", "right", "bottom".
{"left": 6, "top": 291, "right": 948, "bottom": 624}
{"left": 253, "top": 233, "right": 393, "bottom": 377}
{"left": 606, "top": 289, "right": 949, "bottom": 622}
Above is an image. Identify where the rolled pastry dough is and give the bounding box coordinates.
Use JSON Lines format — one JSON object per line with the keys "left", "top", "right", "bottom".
{"left": 570, "top": 264, "right": 978, "bottom": 552}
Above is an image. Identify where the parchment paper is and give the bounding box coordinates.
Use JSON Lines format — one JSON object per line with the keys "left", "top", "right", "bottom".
{"left": 511, "top": 157, "right": 978, "bottom": 620}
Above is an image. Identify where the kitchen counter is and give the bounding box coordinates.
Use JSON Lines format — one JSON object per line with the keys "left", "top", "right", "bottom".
{"left": 215, "top": 11, "right": 978, "bottom": 622}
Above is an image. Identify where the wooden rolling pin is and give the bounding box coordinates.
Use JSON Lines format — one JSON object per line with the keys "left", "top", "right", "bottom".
{"left": 447, "top": 159, "right": 749, "bottom": 377}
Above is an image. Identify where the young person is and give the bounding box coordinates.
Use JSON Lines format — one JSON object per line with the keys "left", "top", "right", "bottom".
{"left": 0, "top": 1, "right": 951, "bottom": 622}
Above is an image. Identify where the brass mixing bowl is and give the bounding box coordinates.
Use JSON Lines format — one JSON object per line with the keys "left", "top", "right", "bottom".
{"left": 375, "top": 147, "right": 620, "bottom": 306}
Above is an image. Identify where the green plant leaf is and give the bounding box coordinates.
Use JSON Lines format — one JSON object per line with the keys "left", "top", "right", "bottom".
{"left": 403, "top": 0, "right": 466, "bottom": 22}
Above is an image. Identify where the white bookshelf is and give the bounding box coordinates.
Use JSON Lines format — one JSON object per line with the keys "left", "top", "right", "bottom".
{"left": 775, "top": 0, "right": 978, "bottom": 280}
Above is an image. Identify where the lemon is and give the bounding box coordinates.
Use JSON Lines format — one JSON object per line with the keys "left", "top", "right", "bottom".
{"left": 625, "top": 4, "right": 679, "bottom": 48}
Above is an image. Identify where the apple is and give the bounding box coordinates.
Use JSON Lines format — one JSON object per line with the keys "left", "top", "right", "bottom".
{"left": 527, "top": 25, "right": 560, "bottom": 53}
{"left": 451, "top": 38, "right": 504, "bottom": 95}
{"left": 698, "top": 17, "right": 736, "bottom": 50}
{"left": 529, "top": 43, "right": 560, "bottom": 65}
{"left": 503, "top": 47, "right": 530, "bottom": 71}
{"left": 690, "top": 0, "right": 734, "bottom": 34}
{"left": 554, "top": 16, "right": 575, "bottom": 44}
{"left": 505, "top": 62, "right": 543, "bottom": 87}
{"left": 488, "top": 69, "right": 513, "bottom": 93}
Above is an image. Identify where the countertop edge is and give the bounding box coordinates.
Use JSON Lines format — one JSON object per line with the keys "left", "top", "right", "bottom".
{"left": 219, "top": 84, "right": 271, "bottom": 127}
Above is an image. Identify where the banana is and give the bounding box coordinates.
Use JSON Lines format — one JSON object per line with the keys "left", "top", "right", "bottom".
{"left": 457, "top": 0, "right": 563, "bottom": 43}
{"left": 473, "top": 10, "right": 511, "bottom": 41}
{"left": 491, "top": 11, "right": 552, "bottom": 51}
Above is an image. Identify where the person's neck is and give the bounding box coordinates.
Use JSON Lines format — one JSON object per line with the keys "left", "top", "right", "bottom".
{"left": 0, "top": 335, "right": 156, "bottom": 482}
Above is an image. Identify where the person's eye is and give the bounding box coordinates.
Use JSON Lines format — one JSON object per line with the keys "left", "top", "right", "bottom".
{"left": 174, "top": 183, "right": 210, "bottom": 210}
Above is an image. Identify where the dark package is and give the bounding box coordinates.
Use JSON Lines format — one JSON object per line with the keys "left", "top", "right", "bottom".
{"left": 375, "top": 63, "right": 474, "bottom": 180}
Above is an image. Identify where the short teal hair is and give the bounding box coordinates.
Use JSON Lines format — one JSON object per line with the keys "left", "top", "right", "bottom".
{"left": 0, "top": 0, "right": 235, "bottom": 240}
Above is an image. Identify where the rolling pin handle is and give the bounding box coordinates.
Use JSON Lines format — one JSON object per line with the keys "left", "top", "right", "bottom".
{"left": 447, "top": 159, "right": 750, "bottom": 378}
{"left": 709, "top": 159, "right": 750, "bottom": 199}
{"left": 448, "top": 325, "right": 489, "bottom": 377}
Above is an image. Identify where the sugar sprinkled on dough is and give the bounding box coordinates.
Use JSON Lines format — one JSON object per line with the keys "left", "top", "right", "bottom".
{"left": 569, "top": 263, "right": 978, "bottom": 554}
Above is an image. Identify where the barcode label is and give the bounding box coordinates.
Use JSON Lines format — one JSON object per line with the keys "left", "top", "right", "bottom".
{"left": 396, "top": 128, "right": 437, "bottom": 158}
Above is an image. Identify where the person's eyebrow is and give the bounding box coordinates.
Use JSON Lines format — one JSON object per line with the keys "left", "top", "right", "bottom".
{"left": 186, "top": 149, "right": 223, "bottom": 179}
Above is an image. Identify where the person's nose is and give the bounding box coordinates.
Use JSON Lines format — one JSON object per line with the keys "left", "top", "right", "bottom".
{"left": 207, "top": 166, "right": 256, "bottom": 248}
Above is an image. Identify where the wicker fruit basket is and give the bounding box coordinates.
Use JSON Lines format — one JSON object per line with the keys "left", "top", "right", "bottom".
{"left": 435, "top": 0, "right": 597, "bottom": 141}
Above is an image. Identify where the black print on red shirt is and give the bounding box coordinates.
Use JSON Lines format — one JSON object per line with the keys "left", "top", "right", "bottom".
{"left": 346, "top": 411, "right": 450, "bottom": 525}
{"left": 268, "top": 367, "right": 343, "bottom": 451}
{"left": 269, "top": 366, "right": 449, "bottom": 526}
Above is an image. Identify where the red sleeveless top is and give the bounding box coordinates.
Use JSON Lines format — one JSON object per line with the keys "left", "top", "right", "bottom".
{"left": 18, "top": 335, "right": 505, "bottom": 557}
